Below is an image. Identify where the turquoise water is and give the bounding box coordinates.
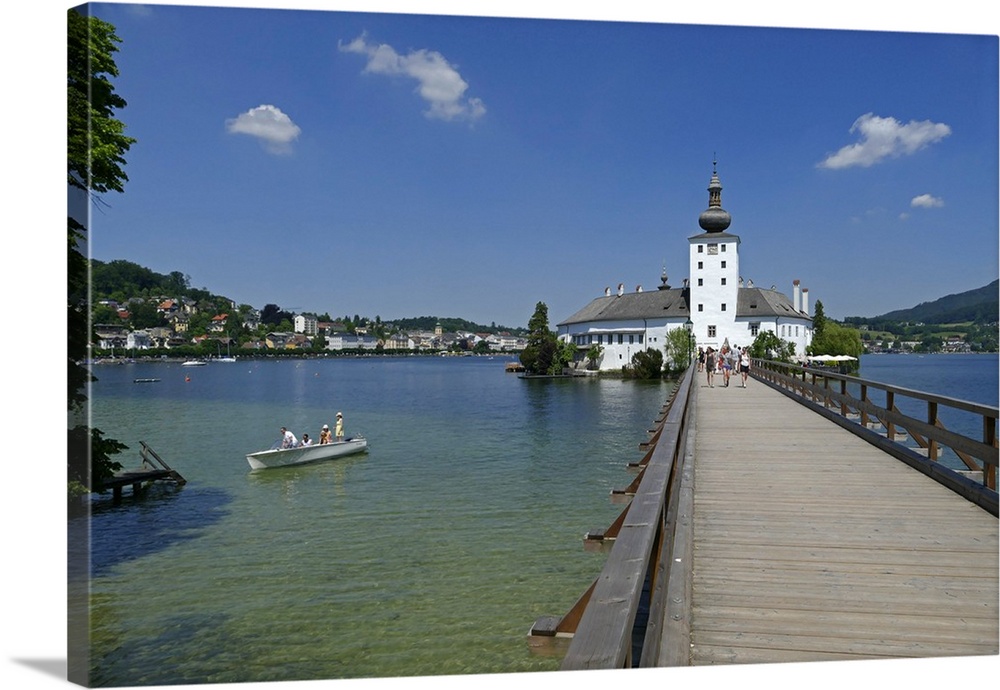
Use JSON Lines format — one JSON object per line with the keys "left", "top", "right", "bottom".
{"left": 75, "top": 356, "right": 673, "bottom": 685}
{"left": 73, "top": 353, "right": 997, "bottom": 685}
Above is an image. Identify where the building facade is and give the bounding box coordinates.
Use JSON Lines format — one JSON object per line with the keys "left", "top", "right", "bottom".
{"left": 557, "top": 165, "right": 813, "bottom": 371}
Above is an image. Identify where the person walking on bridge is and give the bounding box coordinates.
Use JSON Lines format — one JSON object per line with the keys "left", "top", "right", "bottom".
{"left": 739, "top": 348, "right": 751, "bottom": 388}
{"left": 705, "top": 348, "right": 716, "bottom": 388}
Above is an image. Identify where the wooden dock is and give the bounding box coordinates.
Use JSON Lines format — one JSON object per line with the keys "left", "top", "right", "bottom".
{"left": 672, "top": 375, "right": 998, "bottom": 664}
{"left": 98, "top": 441, "right": 187, "bottom": 501}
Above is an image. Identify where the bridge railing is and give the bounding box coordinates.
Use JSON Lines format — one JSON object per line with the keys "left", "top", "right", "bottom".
{"left": 528, "top": 364, "right": 697, "bottom": 668}
{"left": 751, "top": 358, "right": 998, "bottom": 513}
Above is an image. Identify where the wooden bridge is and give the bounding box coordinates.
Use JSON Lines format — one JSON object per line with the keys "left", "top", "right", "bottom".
{"left": 530, "top": 360, "right": 998, "bottom": 669}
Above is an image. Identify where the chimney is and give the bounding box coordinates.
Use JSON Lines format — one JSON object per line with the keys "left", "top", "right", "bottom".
{"left": 636, "top": 285, "right": 643, "bottom": 293}
{"left": 802, "top": 288, "right": 810, "bottom": 316}
{"left": 617, "top": 283, "right": 624, "bottom": 297}
{"left": 793, "top": 280, "right": 801, "bottom": 312}
{"left": 604, "top": 286, "right": 611, "bottom": 297}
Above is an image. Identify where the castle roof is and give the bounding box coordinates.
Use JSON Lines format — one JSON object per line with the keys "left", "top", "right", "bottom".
{"left": 558, "top": 288, "right": 691, "bottom": 326}
{"left": 558, "top": 286, "right": 810, "bottom": 327}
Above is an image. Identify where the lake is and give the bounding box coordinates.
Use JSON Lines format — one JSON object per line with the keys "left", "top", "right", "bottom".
{"left": 74, "top": 355, "right": 674, "bottom": 685}
{"left": 71, "top": 352, "right": 997, "bottom": 685}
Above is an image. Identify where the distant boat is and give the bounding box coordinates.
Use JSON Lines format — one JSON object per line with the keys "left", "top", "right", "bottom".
{"left": 217, "top": 342, "right": 237, "bottom": 362}
{"left": 182, "top": 360, "right": 207, "bottom": 367}
{"left": 133, "top": 378, "right": 161, "bottom": 383}
{"left": 246, "top": 437, "right": 368, "bottom": 470}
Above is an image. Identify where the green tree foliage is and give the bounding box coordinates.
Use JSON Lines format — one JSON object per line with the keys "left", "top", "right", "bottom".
{"left": 68, "top": 8, "right": 136, "bottom": 496}
{"left": 261, "top": 304, "right": 293, "bottom": 326}
{"left": 585, "top": 344, "right": 603, "bottom": 369}
{"left": 663, "top": 327, "right": 694, "bottom": 374}
{"left": 812, "top": 299, "right": 827, "bottom": 339}
{"left": 808, "top": 321, "right": 864, "bottom": 360}
{"left": 520, "top": 302, "right": 562, "bottom": 375}
{"left": 626, "top": 348, "right": 664, "bottom": 379}
{"left": 749, "top": 330, "right": 796, "bottom": 362}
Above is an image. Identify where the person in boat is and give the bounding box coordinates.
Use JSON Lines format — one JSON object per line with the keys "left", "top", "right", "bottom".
{"left": 280, "top": 426, "right": 298, "bottom": 448}
{"left": 335, "top": 412, "right": 344, "bottom": 442}
{"left": 319, "top": 424, "right": 332, "bottom": 445}
{"left": 301, "top": 433, "right": 313, "bottom": 446}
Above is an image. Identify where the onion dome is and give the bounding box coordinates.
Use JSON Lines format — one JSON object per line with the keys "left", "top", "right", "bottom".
{"left": 698, "top": 160, "right": 732, "bottom": 233}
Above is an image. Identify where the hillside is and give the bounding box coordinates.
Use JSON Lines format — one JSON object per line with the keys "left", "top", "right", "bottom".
{"left": 89, "top": 259, "right": 524, "bottom": 334}
{"left": 874, "top": 280, "right": 998, "bottom": 324}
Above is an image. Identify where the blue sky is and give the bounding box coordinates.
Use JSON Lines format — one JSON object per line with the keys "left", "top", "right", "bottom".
{"left": 2, "top": 4, "right": 997, "bottom": 690}
{"left": 60, "top": 1, "right": 996, "bottom": 329}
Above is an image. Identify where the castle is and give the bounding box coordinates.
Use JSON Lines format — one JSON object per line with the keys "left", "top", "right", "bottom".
{"left": 556, "top": 164, "right": 814, "bottom": 371}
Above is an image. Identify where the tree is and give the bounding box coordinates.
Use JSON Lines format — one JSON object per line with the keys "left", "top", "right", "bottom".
{"left": 749, "top": 330, "right": 796, "bottom": 362}
{"left": 812, "top": 299, "right": 827, "bottom": 339}
{"left": 808, "top": 321, "right": 864, "bottom": 360}
{"left": 626, "top": 348, "right": 664, "bottom": 379}
{"left": 68, "top": 8, "right": 136, "bottom": 497}
{"left": 663, "top": 327, "right": 693, "bottom": 374}
{"left": 585, "top": 344, "right": 603, "bottom": 370}
{"left": 520, "top": 302, "right": 559, "bottom": 375}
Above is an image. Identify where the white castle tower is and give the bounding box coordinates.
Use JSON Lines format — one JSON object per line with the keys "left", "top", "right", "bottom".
{"left": 688, "top": 160, "right": 740, "bottom": 348}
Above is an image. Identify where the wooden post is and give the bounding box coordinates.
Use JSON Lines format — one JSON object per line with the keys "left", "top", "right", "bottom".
{"left": 984, "top": 415, "right": 997, "bottom": 490}
{"left": 886, "top": 391, "right": 895, "bottom": 440}
{"left": 860, "top": 384, "right": 869, "bottom": 427}
{"left": 927, "top": 402, "right": 938, "bottom": 461}
{"left": 840, "top": 379, "right": 848, "bottom": 417}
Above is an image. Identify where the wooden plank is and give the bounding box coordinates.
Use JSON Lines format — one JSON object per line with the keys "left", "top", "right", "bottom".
{"left": 685, "top": 373, "right": 1000, "bottom": 667}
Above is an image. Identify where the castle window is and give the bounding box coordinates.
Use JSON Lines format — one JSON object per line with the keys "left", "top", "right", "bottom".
{"left": 721, "top": 278, "right": 726, "bottom": 286}
{"left": 750, "top": 322, "right": 760, "bottom": 336}
{"left": 708, "top": 325, "right": 717, "bottom": 338}
{"left": 698, "top": 304, "right": 704, "bottom": 312}
{"left": 721, "top": 261, "right": 727, "bottom": 269}
{"left": 721, "top": 244, "right": 727, "bottom": 252}
{"left": 698, "top": 278, "right": 703, "bottom": 286}
{"left": 698, "top": 245, "right": 704, "bottom": 253}
{"left": 721, "top": 303, "right": 727, "bottom": 311}
{"left": 618, "top": 334, "right": 623, "bottom": 344}
{"left": 697, "top": 261, "right": 703, "bottom": 270}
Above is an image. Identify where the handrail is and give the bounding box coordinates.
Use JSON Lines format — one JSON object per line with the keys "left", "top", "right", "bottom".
{"left": 556, "top": 364, "right": 696, "bottom": 669}
{"left": 751, "top": 359, "right": 997, "bottom": 511}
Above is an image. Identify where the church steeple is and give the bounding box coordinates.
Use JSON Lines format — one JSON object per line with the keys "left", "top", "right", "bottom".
{"left": 698, "top": 158, "right": 732, "bottom": 233}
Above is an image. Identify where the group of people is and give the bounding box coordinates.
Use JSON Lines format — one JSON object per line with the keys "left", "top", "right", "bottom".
{"left": 698, "top": 345, "right": 750, "bottom": 389}
{"left": 279, "top": 412, "right": 344, "bottom": 448}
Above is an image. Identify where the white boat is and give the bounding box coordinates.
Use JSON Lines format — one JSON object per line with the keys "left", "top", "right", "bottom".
{"left": 182, "top": 359, "right": 207, "bottom": 366}
{"left": 246, "top": 436, "right": 368, "bottom": 470}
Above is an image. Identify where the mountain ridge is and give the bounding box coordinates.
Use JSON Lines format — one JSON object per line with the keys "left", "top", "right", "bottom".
{"left": 855, "top": 279, "right": 998, "bottom": 324}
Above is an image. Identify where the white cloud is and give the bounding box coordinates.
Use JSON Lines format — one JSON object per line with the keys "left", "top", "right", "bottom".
{"left": 911, "top": 193, "right": 944, "bottom": 208}
{"left": 818, "top": 113, "right": 951, "bottom": 169}
{"left": 225, "top": 105, "right": 302, "bottom": 154}
{"left": 340, "top": 33, "right": 486, "bottom": 122}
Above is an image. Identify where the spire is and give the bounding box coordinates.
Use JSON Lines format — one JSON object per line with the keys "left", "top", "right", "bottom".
{"left": 698, "top": 158, "right": 732, "bottom": 233}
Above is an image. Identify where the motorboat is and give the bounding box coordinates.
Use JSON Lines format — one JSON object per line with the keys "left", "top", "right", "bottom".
{"left": 182, "top": 359, "right": 207, "bottom": 366}
{"left": 246, "top": 436, "right": 368, "bottom": 470}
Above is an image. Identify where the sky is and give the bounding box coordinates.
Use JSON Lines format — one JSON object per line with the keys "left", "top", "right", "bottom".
{"left": 3, "top": 3, "right": 999, "bottom": 690}
{"left": 65, "top": 0, "right": 999, "bottom": 329}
